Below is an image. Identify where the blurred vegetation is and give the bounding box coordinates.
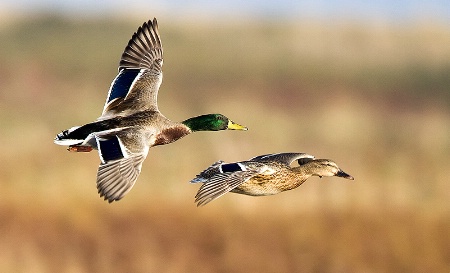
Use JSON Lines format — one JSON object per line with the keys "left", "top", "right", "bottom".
{"left": 0, "top": 15, "right": 449, "bottom": 272}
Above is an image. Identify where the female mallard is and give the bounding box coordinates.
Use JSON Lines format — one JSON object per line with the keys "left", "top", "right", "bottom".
{"left": 54, "top": 18, "right": 247, "bottom": 203}
{"left": 191, "top": 152, "right": 354, "bottom": 206}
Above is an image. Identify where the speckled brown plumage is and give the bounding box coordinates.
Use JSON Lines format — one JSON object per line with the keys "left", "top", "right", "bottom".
{"left": 191, "top": 153, "right": 354, "bottom": 206}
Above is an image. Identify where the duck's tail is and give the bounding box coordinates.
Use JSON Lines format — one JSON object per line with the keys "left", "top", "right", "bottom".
{"left": 54, "top": 121, "right": 110, "bottom": 147}
{"left": 54, "top": 126, "right": 84, "bottom": 146}
{"left": 54, "top": 123, "right": 101, "bottom": 152}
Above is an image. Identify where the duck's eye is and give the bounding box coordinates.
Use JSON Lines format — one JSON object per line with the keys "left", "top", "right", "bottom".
{"left": 220, "top": 163, "right": 243, "bottom": 173}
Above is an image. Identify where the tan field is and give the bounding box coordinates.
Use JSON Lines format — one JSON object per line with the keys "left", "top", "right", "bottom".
{"left": 0, "top": 16, "right": 449, "bottom": 272}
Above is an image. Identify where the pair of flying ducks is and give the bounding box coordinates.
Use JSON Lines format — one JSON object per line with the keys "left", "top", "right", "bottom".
{"left": 54, "top": 18, "right": 353, "bottom": 206}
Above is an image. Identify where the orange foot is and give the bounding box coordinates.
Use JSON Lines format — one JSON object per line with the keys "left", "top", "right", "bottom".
{"left": 68, "top": 145, "right": 93, "bottom": 152}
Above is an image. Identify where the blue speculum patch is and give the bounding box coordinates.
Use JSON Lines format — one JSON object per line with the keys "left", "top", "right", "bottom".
{"left": 107, "top": 69, "right": 141, "bottom": 103}
{"left": 221, "top": 163, "right": 242, "bottom": 173}
{"left": 99, "top": 136, "right": 124, "bottom": 162}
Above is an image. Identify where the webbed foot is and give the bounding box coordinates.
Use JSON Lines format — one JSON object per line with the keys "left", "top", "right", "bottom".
{"left": 68, "top": 145, "right": 93, "bottom": 152}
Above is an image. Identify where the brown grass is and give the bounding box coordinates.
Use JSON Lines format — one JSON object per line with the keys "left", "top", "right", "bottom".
{"left": 0, "top": 203, "right": 448, "bottom": 273}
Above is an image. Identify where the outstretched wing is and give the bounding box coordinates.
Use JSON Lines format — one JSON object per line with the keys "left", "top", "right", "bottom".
{"left": 95, "top": 130, "right": 150, "bottom": 202}
{"left": 190, "top": 160, "right": 225, "bottom": 183}
{"left": 194, "top": 170, "right": 258, "bottom": 207}
{"left": 97, "top": 154, "right": 146, "bottom": 202}
{"left": 192, "top": 161, "right": 265, "bottom": 206}
{"left": 249, "top": 152, "right": 315, "bottom": 166}
{"left": 102, "top": 18, "right": 163, "bottom": 115}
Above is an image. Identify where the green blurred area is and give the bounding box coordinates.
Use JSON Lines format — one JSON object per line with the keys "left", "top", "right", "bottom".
{"left": 0, "top": 15, "right": 449, "bottom": 272}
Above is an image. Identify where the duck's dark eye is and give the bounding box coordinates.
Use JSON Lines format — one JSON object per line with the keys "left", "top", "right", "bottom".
{"left": 220, "top": 163, "right": 243, "bottom": 173}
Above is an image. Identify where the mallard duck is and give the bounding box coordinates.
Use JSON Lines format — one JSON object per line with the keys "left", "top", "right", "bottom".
{"left": 191, "top": 152, "right": 354, "bottom": 206}
{"left": 54, "top": 18, "right": 247, "bottom": 203}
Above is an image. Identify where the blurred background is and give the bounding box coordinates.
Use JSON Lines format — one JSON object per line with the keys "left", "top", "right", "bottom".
{"left": 0, "top": 1, "right": 449, "bottom": 272}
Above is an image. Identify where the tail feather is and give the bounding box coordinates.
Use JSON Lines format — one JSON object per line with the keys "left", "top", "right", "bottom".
{"left": 54, "top": 122, "right": 103, "bottom": 146}
{"left": 54, "top": 119, "right": 124, "bottom": 146}
{"left": 54, "top": 126, "right": 84, "bottom": 146}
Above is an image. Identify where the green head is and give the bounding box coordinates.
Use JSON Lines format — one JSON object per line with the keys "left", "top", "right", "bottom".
{"left": 182, "top": 114, "right": 248, "bottom": 132}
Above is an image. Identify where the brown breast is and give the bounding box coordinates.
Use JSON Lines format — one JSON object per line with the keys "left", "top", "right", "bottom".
{"left": 154, "top": 126, "right": 191, "bottom": 146}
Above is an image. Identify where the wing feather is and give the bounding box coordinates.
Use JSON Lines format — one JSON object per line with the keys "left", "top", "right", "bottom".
{"left": 102, "top": 18, "right": 163, "bottom": 116}
{"left": 194, "top": 171, "right": 257, "bottom": 206}
{"left": 190, "top": 160, "right": 225, "bottom": 183}
{"left": 97, "top": 154, "right": 146, "bottom": 203}
{"left": 119, "top": 18, "right": 163, "bottom": 71}
{"left": 249, "top": 152, "right": 315, "bottom": 166}
{"left": 95, "top": 132, "right": 148, "bottom": 203}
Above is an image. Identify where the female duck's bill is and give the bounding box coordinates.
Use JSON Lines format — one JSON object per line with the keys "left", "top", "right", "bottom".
{"left": 335, "top": 170, "right": 354, "bottom": 180}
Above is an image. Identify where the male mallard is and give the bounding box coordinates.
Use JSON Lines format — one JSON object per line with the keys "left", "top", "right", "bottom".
{"left": 54, "top": 18, "right": 247, "bottom": 203}
{"left": 191, "top": 152, "right": 354, "bottom": 206}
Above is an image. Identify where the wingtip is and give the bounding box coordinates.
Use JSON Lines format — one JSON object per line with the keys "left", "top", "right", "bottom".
{"left": 190, "top": 177, "right": 207, "bottom": 183}
{"left": 100, "top": 192, "right": 121, "bottom": 203}
{"left": 118, "top": 18, "right": 163, "bottom": 70}
{"left": 195, "top": 197, "right": 212, "bottom": 207}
